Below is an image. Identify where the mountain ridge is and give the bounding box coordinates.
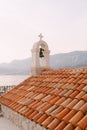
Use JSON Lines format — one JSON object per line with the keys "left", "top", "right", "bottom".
{"left": 0, "top": 51, "right": 87, "bottom": 75}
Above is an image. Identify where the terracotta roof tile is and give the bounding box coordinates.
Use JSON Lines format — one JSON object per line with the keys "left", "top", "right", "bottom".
{"left": 68, "top": 78, "right": 75, "bottom": 83}
{"left": 41, "top": 116, "right": 53, "bottom": 128}
{"left": 81, "top": 93, "right": 87, "bottom": 101}
{"left": 61, "top": 98, "right": 72, "bottom": 107}
{"left": 49, "top": 96, "right": 60, "bottom": 104}
{"left": 75, "top": 91, "right": 86, "bottom": 100}
{"left": 77, "top": 115, "right": 87, "bottom": 129}
{"left": 79, "top": 102, "right": 87, "bottom": 113}
{"left": 82, "top": 79, "right": 87, "bottom": 84}
{"left": 69, "top": 111, "right": 84, "bottom": 126}
{"left": 55, "top": 97, "right": 66, "bottom": 106}
{"left": 37, "top": 114, "right": 48, "bottom": 124}
{"left": 36, "top": 102, "right": 47, "bottom": 111}
{"left": 78, "top": 79, "right": 85, "bottom": 84}
{"left": 63, "top": 123, "right": 74, "bottom": 130}
{"left": 82, "top": 85, "right": 87, "bottom": 92}
{"left": 0, "top": 67, "right": 87, "bottom": 130}
{"left": 41, "top": 103, "right": 52, "bottom": 112}
{"left": 74, "top": 127, "right": 82, "bottom": 130}
{"left": 32, "top": 112, "right": 42, "bottom": 122}
{"left": 28, "top": 110, "right": 38, "bottom": 120}
{"left": 58, "top": 89, "right": 68, "bottom": 96}
{"left": 56, "top": 108, "right": 70, "bottom": 120}
{"left": 63, "top": 109, "right": 76, "bottom": 122}
{"left": 19, "top": 106, "right": 29, "bottom": 115}
{"left": 69, "top": 90, "right": 79, "bottom": 99}
{"left": 73, "top": 100, "right": 85, "bottom": 111}
{"left": 66, "top": 99, "right": 78, "bottom": 109}
{"left": 47, "top": 118, "right": 60, "bottom": 130}
{"left": 51, "top": 106, "right": 64, "bottom": 117}
{"left": 46, "top": 105, "right": 57, "bottom": 114}
{"left": 76, "top": 84, "right": 85, "bottom": 91}
{"left": 54, "top": 89, "right": 63, "bottom": 95}
{"left": 24, "top": 109, "right": 34, "bottom": 117}
{"left": 54, "top": 121, "right": 66, "bottom": 130}
{"left": 64, "top": 90, "right": 73, "bottom": 97}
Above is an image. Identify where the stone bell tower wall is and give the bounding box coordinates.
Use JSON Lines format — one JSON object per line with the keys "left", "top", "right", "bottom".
{"left": 31, "top": 35, "right": 50, "bottom": 76}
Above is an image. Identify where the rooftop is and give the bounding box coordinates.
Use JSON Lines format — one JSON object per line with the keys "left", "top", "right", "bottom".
{"left": 0, "top": 67, "right": 87, "bottom": 130}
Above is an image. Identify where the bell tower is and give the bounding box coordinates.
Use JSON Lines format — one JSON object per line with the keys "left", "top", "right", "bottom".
{"left": 31, "top": 34, "right": 50, "bottom": 76}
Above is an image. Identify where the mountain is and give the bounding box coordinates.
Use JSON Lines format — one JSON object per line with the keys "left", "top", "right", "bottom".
{"left": 0, "top": 58, "right": 31, "bottom": 75}
{"left": 50, "top": 51, "right": 87, "bottom": 68}
{"left": 0, "top": 51, "right": 87, "bottom": 75}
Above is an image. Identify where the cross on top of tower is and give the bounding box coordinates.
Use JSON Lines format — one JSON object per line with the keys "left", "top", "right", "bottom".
{"left": 38, "top": 33, "right": 43, "bottom": 41}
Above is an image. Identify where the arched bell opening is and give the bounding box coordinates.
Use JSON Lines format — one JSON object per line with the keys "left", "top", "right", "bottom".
{"left": 39, "top": 43, "right": 47, "bottom": 67}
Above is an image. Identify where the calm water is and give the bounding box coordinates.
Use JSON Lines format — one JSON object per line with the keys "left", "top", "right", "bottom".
{"left": 0, "top": 75, "right": 29, "bottom": 86}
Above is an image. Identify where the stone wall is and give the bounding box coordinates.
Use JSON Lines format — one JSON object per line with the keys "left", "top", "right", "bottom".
{"left": 1, "top": 105, "right": 46, "bottom": 130}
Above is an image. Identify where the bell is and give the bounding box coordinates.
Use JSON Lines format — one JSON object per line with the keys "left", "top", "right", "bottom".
{"left": 39, "top": 48, "right": 44, "bottom": 58}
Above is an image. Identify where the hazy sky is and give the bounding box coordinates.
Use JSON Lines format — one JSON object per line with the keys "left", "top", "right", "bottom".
{"left": 0, "top": 0, "right": 87, "bottom": 63}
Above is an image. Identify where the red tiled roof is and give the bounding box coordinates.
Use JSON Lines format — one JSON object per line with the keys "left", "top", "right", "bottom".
{"left": 0, "top": 68, "right": 87, "bottom": 130}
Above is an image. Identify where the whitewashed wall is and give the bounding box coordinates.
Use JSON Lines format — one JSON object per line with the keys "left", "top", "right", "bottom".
{"left": 1, "top": 105, "right": 46, "bottom": 130}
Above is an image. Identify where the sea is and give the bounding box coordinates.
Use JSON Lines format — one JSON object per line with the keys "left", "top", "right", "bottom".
{"left": 0, "top": 75, "right": 29, "bottom": 86}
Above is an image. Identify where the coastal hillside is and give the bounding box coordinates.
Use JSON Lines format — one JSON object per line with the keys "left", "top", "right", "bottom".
{"left": 0, "top": 51, "right": 87, "bottom": 75}
{"left": 50, "top": 51, "right": 87, "bottom": 68}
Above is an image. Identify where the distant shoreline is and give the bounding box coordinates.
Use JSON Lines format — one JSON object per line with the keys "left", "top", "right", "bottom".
{"left": 0, "top": 75, "right": 29, "bottom": 86}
